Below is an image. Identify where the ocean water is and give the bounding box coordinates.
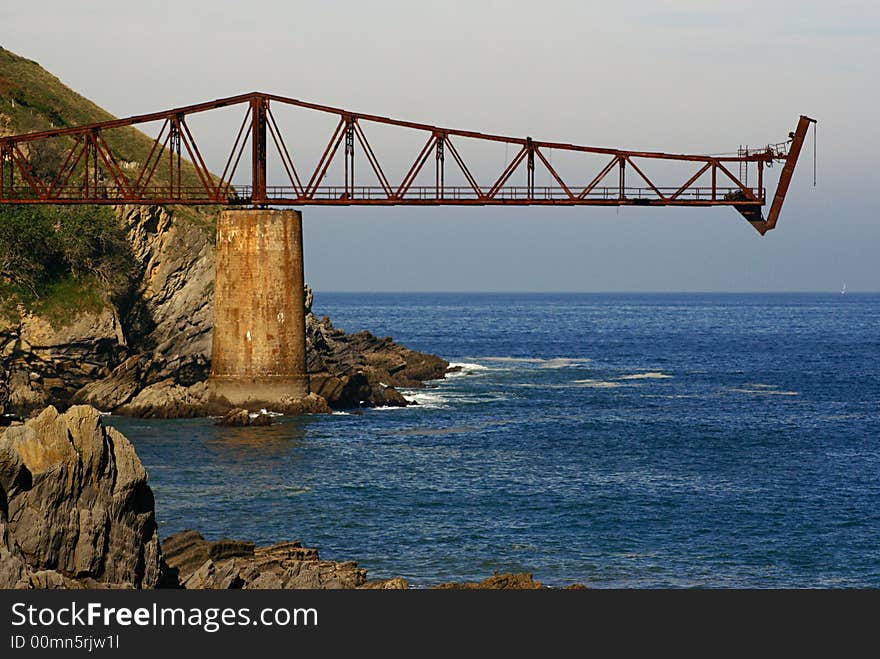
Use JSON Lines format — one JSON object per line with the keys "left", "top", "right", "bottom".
{"left": 108, "top": 293, "right": 880, "bottom": 588}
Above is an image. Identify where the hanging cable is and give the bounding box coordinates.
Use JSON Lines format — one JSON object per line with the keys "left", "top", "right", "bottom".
{"left": 813, "top": 120, "right": 817, "bottom": 187}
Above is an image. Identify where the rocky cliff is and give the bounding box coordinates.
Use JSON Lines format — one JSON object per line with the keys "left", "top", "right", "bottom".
{"left": 0, "top": 205, "right": 448, "bottom": 418}
{"left": 0, "top": 405, "right": 163, "bottom": 588}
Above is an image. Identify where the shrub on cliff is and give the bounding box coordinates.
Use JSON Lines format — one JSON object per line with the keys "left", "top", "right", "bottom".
{"left": 0, "top": 204, "right": 132, "bottom": 308}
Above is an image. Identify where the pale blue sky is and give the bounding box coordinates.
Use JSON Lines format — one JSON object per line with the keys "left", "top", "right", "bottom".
{"left": 3, "top": 0, "right": 878, "bottom": 291}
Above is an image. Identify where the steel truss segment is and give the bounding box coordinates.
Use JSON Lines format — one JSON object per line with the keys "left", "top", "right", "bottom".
{"left": 10, "top": 144, "right": 47, "bottom": 198}
{"left": 136, "top": 120, "right": 172, "bottom": 195}
{"left": 178, "top": 117, "right": 220, "bottom": 200}
{"left": 534, "top": 147, "right": 575, "bottom": 200}
{"left": 670, "top": 162, "right": 712, "bottom": 201}
{"left": 219, "top": 108, "right": 252, "bottom": 198}
{"left": 444, "top": 137, "right": 483, "bottom": 199}
{"left": 578, "top": 156, "right": 619, "bottom": 200}
{"left": 265, "top": 105, "right": 304, "bottom": 198}
{"left": 47, "top": 135, "right": 86, "bottom": 197}
{"left": 626, "top": 157, "right": 668, "bottom": 201}
{"left": 715, "top": 161, "right": 758, "bottom": 201}
{"left": 396, "top": 134, "right": 437, "bottom": 199}
{"left": 91, "top": 130, "right": 134, "bottom": 199}
{"left": 487, "top": 145, "right": 527, "bottom": 198}
{"left": 306, "top": 117, "right": 346, "bottom": 198}
{"left": 0, "top": 94, "right": 809, "bottom": 226}
{"left": 353, "top": 121, "right": 393, "bottom": 197}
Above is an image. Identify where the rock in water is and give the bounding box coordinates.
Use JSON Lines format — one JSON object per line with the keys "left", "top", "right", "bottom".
{"left": 117, "top": 379, "right": 208, "bottom": 419}
{"left": 276, "top": 392, "right": 332, "bottom": 416}
{"left": 216, "top": 408, "right": 274, "bottom": 427}
{"left": 0, "top": 406, "right": 162, "bottom": 588}
{"left": 432, "top": 572, "right": 544, "bottom": 589}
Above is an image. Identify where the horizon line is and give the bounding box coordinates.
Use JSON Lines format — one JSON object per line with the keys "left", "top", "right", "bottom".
{"left": 310, "top": 290, "right": 876, "bottom": 295}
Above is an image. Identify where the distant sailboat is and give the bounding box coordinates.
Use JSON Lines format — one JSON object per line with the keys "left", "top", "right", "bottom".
{"left": 841, "top": 283, "right": 847, "bottom": 295}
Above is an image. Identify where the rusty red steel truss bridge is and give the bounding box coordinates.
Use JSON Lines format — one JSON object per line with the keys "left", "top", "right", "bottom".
{"left": 0, "top": 92, "right": 815, "bottom": 234}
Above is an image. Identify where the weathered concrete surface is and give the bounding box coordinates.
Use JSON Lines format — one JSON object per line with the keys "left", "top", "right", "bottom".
{"left": 208, "top": 210, "right": 308, "bottom": 410}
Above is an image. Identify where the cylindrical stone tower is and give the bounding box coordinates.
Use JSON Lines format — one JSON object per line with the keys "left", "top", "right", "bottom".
{"left": 208, "top": 209, "right": 309, "bottom": 409}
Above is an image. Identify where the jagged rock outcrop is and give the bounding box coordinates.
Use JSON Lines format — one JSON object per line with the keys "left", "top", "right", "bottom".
{"left": 306, "top": 304, "right": 447, "bottom": 409}
{"left": 431, "top": 572, "right": 588, "bottom": 590}
{"left": 0, "top": 405, "right": 163, "bottom": 588}
{"left": 216, "top": 408, "right": 274, "bottom": 427}
{"left": 432, "top": 572, "right": 544, "bottom": 590}
{"left": 162, "top": 530, "right": 371, "bottom": 589}
{"left": 0, "top": 462, "right": 31, "bottom": 589}
{"left": 116, "top": 380, "right": 209, "bottom": 419}
{"left": 119, "top": 205, "right": 215, "bottom": 386}
{"left": 0, "top": 307, "right": 126, "bottom": 415}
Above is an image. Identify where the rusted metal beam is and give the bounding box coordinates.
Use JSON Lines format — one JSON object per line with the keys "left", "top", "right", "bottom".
{"left": 753, "top": 115, "right": 816, "bottom": 234}
{"left": 0, "top": 91, "right": 811, "bottom": 232}
{"left": 250, "top": 95, "right": 268, "bottom": 206}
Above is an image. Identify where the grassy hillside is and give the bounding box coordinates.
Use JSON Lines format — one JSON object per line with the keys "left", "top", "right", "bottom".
{"left": 0, "top": 46, "right": 215, "bottom": 323}
{"left": 0, "top": 46, "right": 207, "bottom": 188}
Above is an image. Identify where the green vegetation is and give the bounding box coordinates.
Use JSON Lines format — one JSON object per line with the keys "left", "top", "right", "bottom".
{"left": 0, "top": 204, "right": 133, "bottom": 322}
{"left": 0, "top": 46, "right": 206, "bottom": 189}
{"left": 0, "top": 46, "right": 220, "bottom": 323}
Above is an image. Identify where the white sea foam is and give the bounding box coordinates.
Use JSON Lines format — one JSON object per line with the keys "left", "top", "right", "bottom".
{"left": 403, "top": 390, "right": 451, "bottom": 409}
{"left": 471, "top": 356, "right": 591, "bottom": 368}
{"left": 475, "top": 356, "right": 547, "bottom": 364}
{"left": 641, "top": 394, "right": 701, "bottom": 399}
{"left": 571, "top": 379, "right": 621, "bottom": 388}
{"left": 540, "top": 357, "right": 590, "bottom": 369}
{"left": 331, "top": 411, "right": 352, "bottom": 416}
{"left": 617, "top": 372, "right": 672, "bottom": 380}
{"left": 446, "top": 362, "right": 491, "bottom": 377}
{"left": 729, "top": 387, "right": 799, "bottom": 396}
{"left": 251, "top": 408, "right": 283, "bottom": 418}
{"left": 282, "top": 485, "right": 311, "bottom": 495}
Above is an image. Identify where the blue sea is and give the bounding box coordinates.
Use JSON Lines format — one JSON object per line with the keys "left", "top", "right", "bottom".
{"left": 108, "top": 293, "right": 880, "bottom": 588}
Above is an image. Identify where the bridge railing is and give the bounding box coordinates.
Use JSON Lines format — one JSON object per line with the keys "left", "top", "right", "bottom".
{"left": 0, "top": 184, "right": 764, "bottom": 205}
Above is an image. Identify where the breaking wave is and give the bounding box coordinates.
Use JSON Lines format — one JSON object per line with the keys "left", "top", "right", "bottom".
{"left": 617, "top": 372, "right": 672, "bottom": 380}
{"left": 570, "top": 379, "right": 622, "bottom": 388}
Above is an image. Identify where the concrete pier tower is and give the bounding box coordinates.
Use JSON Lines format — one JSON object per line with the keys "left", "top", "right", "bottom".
{"left": 208, "top": 209, "right": 309, "bottom": 409}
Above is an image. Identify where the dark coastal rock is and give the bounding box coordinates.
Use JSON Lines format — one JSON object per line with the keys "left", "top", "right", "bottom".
{"left": 305, "top": 309, "right": 448, "bottom": 409}
{"left": 162, "top": 530, "right": 369, "bottom": 589}
{"left": 120, "top": 205, "right": 215, "bottom": 388}
{"left": 431, "top": 571, "right": 588, "bottom": 590}
{"left": 0, "top": 309, "right": 125, "bottom": 416}
{"left": 379, "top": 386, "right": 409, "bottom": 407}
{"left": 116, "top": 380, "right": 208, "bottom": 419}
{"left": 0, "top": 405, "right": 163, "bottom": 589}
{"left": 359, "top": 577, "right": 409, "bottom": 589}
{"left": 70, "top": 354, "right": 146, "bottom": 411}
{"left": 275, "top": 392, "right": 332, "bottom": 415}
{"left": 432, "top": 572, "right": 544, "bottom": 590}
{"left": 216, "top": 408, "right": 274, "bottom": 427}
{"left": 161, "top": 530, "right": 255, "bottom": 585}
{"left": 0, "top": 467, "right": 31, "bottom": 589}
{"left": 0, "top": 413, "right": 23, "bottom": 427}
